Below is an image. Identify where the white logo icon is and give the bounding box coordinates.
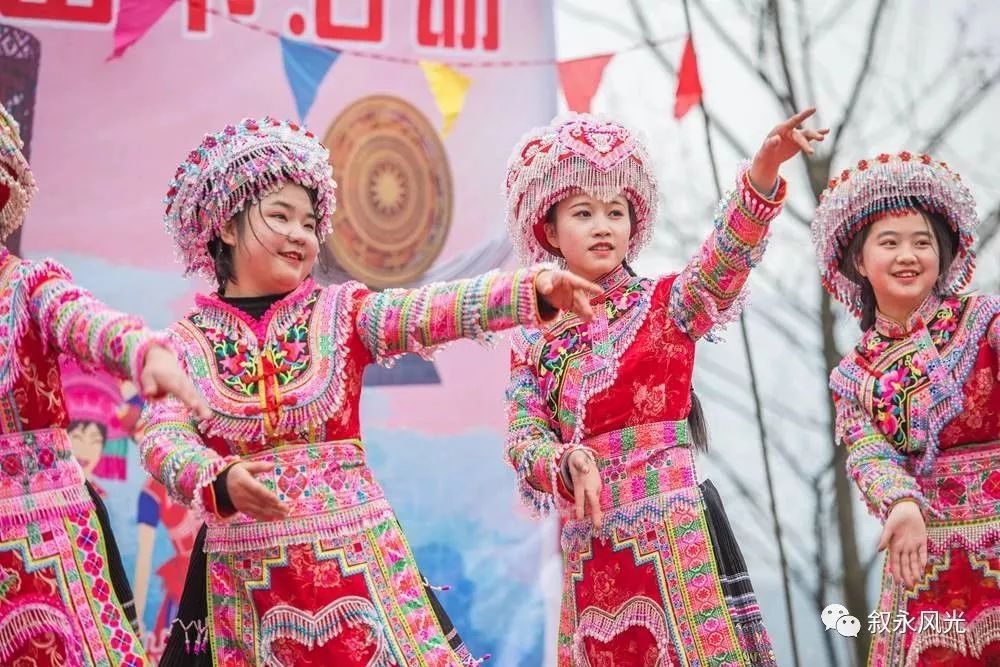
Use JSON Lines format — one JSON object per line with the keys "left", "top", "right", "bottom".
{"left": 821, "top": 604, "right": 849, "bottom": 631}
{"left": 836, "top": 615, "right": 861, "bottom": 638}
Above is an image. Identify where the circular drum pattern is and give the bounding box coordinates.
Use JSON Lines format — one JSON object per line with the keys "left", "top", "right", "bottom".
{"left": 322, "top": 95, "right": 452, "bottom": 288}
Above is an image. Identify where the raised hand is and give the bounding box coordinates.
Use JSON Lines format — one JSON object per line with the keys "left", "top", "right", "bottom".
{"left": 749, "top": 107, "right": 829, "bottom": 193}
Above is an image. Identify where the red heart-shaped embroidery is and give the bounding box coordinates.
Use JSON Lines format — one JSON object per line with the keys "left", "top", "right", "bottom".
{"left": 574, "top": 597, "right": 671, "bottom": 666}
{"left": 557, "top": 119, "right": 635, "bottom": 172}
{"left": 259, "top": 598, "right": 396, "bottom": 666}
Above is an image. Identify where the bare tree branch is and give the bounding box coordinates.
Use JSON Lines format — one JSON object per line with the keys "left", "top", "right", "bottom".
{"left": 880, "top": 16, "right": 975, "bottom": 147}
{"left": 755, "top": 0, "right": 768, "bottom": 63}
{"left": 890, "top": 62, "right": 964, "bottom": 144}
{"left": 691, "top": 0, "right": 793, "bottom": 113}
{"left": 697, "top": 362, "right": 828, "bottom": 438}
{"left": 705, "top": 450, "right": 815, "bottom": 562}
{"left": 921, "top": 66, "right": 1000, "bottom": 154}
{"left": 860, "top": 546, "right": 883, "bottom": 577}
{"left": 794, "top": 0, "right": 822, "bottom": 113}
{"left": 727, "top": 0, "right": 759, "bottom": 21}
{"left": 744, "top": 306, "right": 816, "bottom": 357}
{"left": 755, "top": 267, "right": 821, "bottom": 324}
{"left": 812, "top": 0, "right": 862, "bottom": 39}
{"left": 829, "top": 0, "right": 890, "bottom": 158}
{"left": 811, "top": 473, "right": 838, "bottom": 665}
{"left": 628, "top": 0, "right": 816, "bottom": 228}
{"left": 976, "top": 203, "right": 1000, "bottom": 253}
{"left": 560, "top": 1, "right": 638, "bottom": 43}
{"left": 767, "top": 0, "right": 801, "bottom": 112}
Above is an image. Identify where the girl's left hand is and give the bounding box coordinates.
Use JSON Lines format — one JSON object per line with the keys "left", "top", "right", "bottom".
{"left": 140, "top": 345, "right": 213, "bottom": 420}
{"left": 749, "top": 108, "right": 829, "bottom": 193}
{"left": 878, "top": 499, "right": 928, "bottom": 590}
{"left": 566, "top": 449, "right": 603, "bottom": 530}
{"left": 535, "top": 269, "right": 603, "bottom": 321}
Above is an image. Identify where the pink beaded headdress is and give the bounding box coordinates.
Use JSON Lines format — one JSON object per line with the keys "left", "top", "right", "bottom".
{"left": 811, "top": 151, "right": 978, "bottom": 317}
{"left": 164, "top": 116, "right": 336, "bottom": 280}
{"left": 504, "top": 114, "right": 659, "bottom": 266}
{"left": 0, "top": 104, "right": 37, "bottom": 242}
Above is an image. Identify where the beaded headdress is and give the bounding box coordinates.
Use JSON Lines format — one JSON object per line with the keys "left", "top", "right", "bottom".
{"left": 811, "top": 151, "right": 978, "bottom": 317}
{"left": 164, "top": 116, "right": 336, "bottom": 280}
{"left": 0, "top": 104, "right": 37, "bottom": 241}
{"left": 504, "top": 114, "right": 659, "bottom": 266}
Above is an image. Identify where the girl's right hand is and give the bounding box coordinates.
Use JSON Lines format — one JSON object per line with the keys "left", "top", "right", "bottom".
{"left": 225, "top": 461, "right": 290, "bottom": 522}
{"left": 139, "top": 344, "right": 213, "bottom": 421}
{"left": 878, "top": 499, "right": 928, "bottom": 589}
{"left": 535, "top": 269, "right": 603, "bottom": 322}
{"left": 567, "top": 449, "right": 603, "bottom": 529}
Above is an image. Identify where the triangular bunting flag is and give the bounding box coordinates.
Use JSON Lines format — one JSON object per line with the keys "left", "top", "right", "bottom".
{"left": 280, "top": 37, "right": 341, "bottom": 122}
{"left": 557, "top": 53, "right": 613, "bottom": 113}
{"left": 108, "top": 0, "right": 177, "bottom": 60}
{"left": 674, "top": 34, "right": 703, "bottom": 120}
{"left": 419, "top": 61, "right": 472, "bottom": 137}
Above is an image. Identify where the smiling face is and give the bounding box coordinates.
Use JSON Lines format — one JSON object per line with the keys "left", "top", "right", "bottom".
{"left": 544, "top": 192, "right": 633, "bottom": 281}
{"left": 855, "top": 212, "right": 943, "bottom": 323}
{"left": 219, "top": 183, "right": 320, "bottom": 297}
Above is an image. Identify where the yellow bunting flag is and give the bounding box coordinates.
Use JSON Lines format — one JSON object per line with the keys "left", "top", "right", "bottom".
{"left": 419, "top": 60, "right": 472, "bottom": 137}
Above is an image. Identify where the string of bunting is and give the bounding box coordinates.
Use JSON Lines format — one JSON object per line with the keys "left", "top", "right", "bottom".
{"left": 109, "top": 1, "right": 697, "bottom": 135}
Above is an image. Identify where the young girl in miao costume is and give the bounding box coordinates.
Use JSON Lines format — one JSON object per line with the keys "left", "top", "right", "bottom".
{"left": 503, "top": 109, "right": 827, "bottom": 665}
{"left": 0, "top": 103, "right": 209, "bottom": 666}
{"left": 142, "top": 115, "right": 602, "bottom": 667}
{"left": 814, "top": 151, "right": 1000, "bottom": 665}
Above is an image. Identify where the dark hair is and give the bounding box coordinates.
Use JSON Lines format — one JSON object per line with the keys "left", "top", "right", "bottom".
{"left": 67, "top": 420, "right": 108, "bottom": 445}
{"left": 208, "top": 213, "right": 245, "bottom": 292}
{"left": 838, "top": 206, "right": 958, "bottom": 330}
{"left": 208, "top": 184, "right": 319, "bottom": 293}
{"left": 688, "top": 390, "right": 710, "bottom": 453}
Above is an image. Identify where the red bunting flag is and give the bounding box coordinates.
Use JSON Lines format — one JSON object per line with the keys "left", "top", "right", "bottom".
{"left": 674, "top": 34, "right": 703, "bottom": 120}
{"left": 557, "top": 53, "right": 613, "bottom": 114}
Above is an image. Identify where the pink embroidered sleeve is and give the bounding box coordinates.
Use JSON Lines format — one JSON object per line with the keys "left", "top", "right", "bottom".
{"left": 835, "top": 394, "right": 928, "bottom": 521}
{"left": 668, "top": 167, "right": 786, "bottom": 341}
{"left": 505, "top": 356, "right": 570, "bottom": 517}
{"left": 139, "top": 392, "right": 238, "bottom": 520}
{"left": 355, "top": 266, "right": 548, "bottom": 364}
{"left": 27, "top": 260, "right": 169, "bottom": 384}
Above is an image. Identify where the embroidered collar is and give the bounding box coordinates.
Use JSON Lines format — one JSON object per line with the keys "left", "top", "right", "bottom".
{"left": 874, "top": 292, "right": 943, "bottom": 338}
{"left": 194, "top": 278, "right": 316, "bottom": 340}
{"left": 594, "top": 263, "right": 632, "bottom": 295}
{"left": 174, "top": 280, "right": 366, "bottom": 442}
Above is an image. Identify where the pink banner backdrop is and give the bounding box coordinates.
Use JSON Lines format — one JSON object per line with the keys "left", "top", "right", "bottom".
{"left": 3, "top": 1, "right": 557, "bottom": 662}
